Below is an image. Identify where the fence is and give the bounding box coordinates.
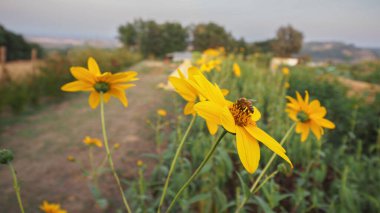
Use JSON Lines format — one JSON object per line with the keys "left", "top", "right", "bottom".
{"left": 0, "top": 46, "right": 39, "bottom": 82}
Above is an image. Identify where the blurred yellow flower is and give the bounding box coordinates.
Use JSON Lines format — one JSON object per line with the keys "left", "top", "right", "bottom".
{"left": 191, "top": 74, "right": 292, "bottom": 173}
{"left": 157, "top": 109, "right": 167, "bottom": 117}
{"left": 66, "top": 155, "right": 75, "bottom": 162}
{"left": 169, "top": 67, "right": 228, "bottom": 135}
{"left": 113, "top": 143, "right": 121, "bottom": 149}
{"left": 61, "top": 57, "right": 138, "bottom": 109}
{"left": 286, "top": 91, "right": 335, "bottom": 142}
{"left": 282, "top": 67, "right": 290, "bottom": 75}
{"left": 83, "top": 136, "right": 103, "bottom": 148}
{"left": 233, "top": 62, "right": 241, "bottom": 77}
{"left": 40, "top": 201, "right": 67, "bottom": 213}
{"left": 137, "top": 160, "right": 144, "bottom": 167}
{"left": 284, "top": 82, "right": 290, "bottom": 89}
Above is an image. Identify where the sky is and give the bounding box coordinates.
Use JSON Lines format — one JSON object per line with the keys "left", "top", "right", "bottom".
{"left": 1, "top": 0, "right": 380, "bottom": 47}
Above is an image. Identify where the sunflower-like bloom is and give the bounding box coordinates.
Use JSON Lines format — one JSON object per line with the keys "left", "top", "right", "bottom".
{"left": 82, "top": 136, "right": 103, "bottom": 147}
{"left": 190, "top": 74, "right": 292, "bottom": 173}
{"left": 40, "top": 201, "right": 67, "bottom": 213}
{"left": 169, "top": 67, "right": 228, "bottom": 135}
{"left": 286, "top": 91, "right": 335, "bottom": 142}
{"left": 233, "top": 62, "right": 241, "bottom": 77}
{"left": 61, "top": 57, "right": 138, "bottom": 109}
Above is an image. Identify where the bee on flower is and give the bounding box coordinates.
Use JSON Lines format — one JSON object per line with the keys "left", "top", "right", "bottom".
{"left": 286, "top": 91, "right": 335, "bottom": 142}
{"left": 189, "top": 73, "right": 292, "bottom": 173}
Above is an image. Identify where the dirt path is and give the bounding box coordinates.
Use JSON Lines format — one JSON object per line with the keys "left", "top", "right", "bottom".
{"left": 0, "top": 60, "right": 176, "bottom": 212}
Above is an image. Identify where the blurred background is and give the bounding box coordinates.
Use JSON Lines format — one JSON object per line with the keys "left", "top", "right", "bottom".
{"left": 0, "top": 0, "right": 379, "bottom": 212}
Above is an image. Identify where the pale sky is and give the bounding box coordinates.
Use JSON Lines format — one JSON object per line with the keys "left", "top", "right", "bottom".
{"left": 1, "top": 0, "right": 380, "bottom": 47}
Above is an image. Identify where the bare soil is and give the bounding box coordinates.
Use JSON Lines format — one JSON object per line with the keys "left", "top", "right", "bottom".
{"left": 0, "top": 60, "right": 176, "bottom": 213}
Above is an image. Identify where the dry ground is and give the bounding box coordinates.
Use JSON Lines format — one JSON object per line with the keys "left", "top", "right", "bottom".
{"left": 0, "top": 60, "right": 176, "bottom": 212}
{"left": 0, "top": 60, "right": 43, "bottom": 82}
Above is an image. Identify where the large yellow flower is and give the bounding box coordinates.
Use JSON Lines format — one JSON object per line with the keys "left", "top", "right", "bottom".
{"left": 40, "top": 201, "right": 67, "bottom": 213}
{"left": 190, "top": 74, "right": 292, "bottom": 174}
{"left": 61, "top": 57, "right": 138, "bottom": 109}
{"left": 169, "top": 67, "right": 228, "bottom": 135}
{"left": 286, "top": 91, "right": 335, "bottom": 142}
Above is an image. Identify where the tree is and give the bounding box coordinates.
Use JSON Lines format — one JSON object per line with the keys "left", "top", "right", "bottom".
{"left": 272, "top": 25, "right": 303, "bottom": 57}
{"left": 118, "top": 20, "right": 188, "bottom": 57}
{"left": 192, "top": 22, "right": 234, "bottom": 51}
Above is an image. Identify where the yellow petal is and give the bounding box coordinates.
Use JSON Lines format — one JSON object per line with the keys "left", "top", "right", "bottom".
{"left": 246, "top": 126, "right": 293, "bottom": 167}
{"left": 61, "top": 81, "right": 93, "bottom": 92}
{"left": 310, "top": 121, "right": 322, "bottom": 140}
{"left": 194, "top": 101, "right": 223, "bottom": 126}
{"left": 315, "top": 118, "right": 335, "bottom": 129}
{"left": 88, "top": 57, "right": 101, "bottom": 75}
{"left": 221, "top": 107, "right": 236, "bottom": 133}
{"left": 206, "top": 120, "right": 219, "bottom": 135}
{"left": 112, "top": 84, "right": 135, "bottom": 90}
{"left": 108, "top": 88, "right": 128, "bottom": 107}
{"left": 109, "top": 71, "right": 138, "bottom": 83}
{"left": 251, "top": 107, "right": 261, "bottom": 121}
{"left": 184, "top": 102, "right": 195, "bottom": 115}
{"left": 89, "top": 91, "right": 100, "bottom": 109}
{"left": 300, "top": 125, "right": 310, "bottom": 142}
{"left": 169, "top": 77, "right": 197, "bottom": 102}
{"left": 70, "top": 67, "right": 95, "bottom": 84}
{"left": 236, "top": 127, "right": 260, "bottom": 174}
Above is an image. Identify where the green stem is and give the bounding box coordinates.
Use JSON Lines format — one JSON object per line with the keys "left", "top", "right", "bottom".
{"left": 164, "top": 130, "right": 228, "bottom": 213}
{"left": 157, "top": 115, "right": 196, "bottom": 213}
{"left": 235, "top": 123, "right": 295, "bottom": 213}
{"left": 9, "top": 163, "right": 25, "bottom": 213}
{"left": 100, "top": 93, "right": 132, "bottom": 213}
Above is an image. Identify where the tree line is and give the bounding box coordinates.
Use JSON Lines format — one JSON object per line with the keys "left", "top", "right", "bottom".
{"left": 0, "top": 24, "right": 43, "bottom": 61}
{"left": 118, "top": 20, "right": 303, "bottom": 58}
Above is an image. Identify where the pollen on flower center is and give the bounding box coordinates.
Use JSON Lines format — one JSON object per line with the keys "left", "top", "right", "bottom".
{"left": 229, "top": 97, "right": 254, "bottom": 126}
{"left": 94, "top": 82, "right": 110, "bottom": 93}
{"left": 297, "top": 111, "right": 309, "bottom": 122}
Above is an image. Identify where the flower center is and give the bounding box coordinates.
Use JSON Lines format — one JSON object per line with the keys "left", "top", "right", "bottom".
{"left": 94, "top": 82, "right": 110, "bottom": 93}
{"left": 297, "top": 111, "right": 309, "bottom": 122}
{"left": 229, "top": 97, "right": 254, "bottom": 127}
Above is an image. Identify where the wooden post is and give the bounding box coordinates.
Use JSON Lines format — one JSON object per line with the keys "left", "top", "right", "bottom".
{"left": 31, "top": 48, "right": 37, "bottom": 73}
{"left": 0, "top": 46, "right": 6, "bottom": 80}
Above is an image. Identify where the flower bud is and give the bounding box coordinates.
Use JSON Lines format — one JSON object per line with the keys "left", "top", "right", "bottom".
{"left": 0, "top": 149, "right": 14, "bottom": 164}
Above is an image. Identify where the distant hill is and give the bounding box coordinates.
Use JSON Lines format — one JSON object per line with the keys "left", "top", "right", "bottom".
{"left": 300, "top": 42, "right": 379, "bottom": 63}
{"left": 26, "top": 36, "right": 121, "bottom": 49}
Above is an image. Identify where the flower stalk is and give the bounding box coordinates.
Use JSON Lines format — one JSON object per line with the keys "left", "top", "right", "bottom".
{"left": 234, "top": 123, "right": 296, "bottom": 213}
{"left": 165, "top": 130, "right": 228, "bottom": 213}
{"left": 158, "top": 115, "right": 197, "bottom": 213}
{"left": 9, "top": 163, "right": 25, "bottom": 213}
{"left": 100, "top": 93, "right": 132, "bottom": 213}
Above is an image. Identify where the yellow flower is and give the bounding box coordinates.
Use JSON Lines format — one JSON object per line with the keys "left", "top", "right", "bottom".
{"left": 157, "top": 109, "right": 167, "bottom": 117}
{"left": 82, "top": 136, "right": 103, "bottom": 148}
{"left": 233, "top": 62, "right": 241, "bottom": 77}
{"left": 286, "top": 91, "right": 335, "bottom": 142}
{"left": 282, "top": 67, "right": 290, "bottom": 75}
{"left": 284, "top": 82, "right": 290, "bottom": 89}
{"left": 137, "top": 160, "right": 144, "bottom": 167}
{"left": 190, "top": 74, "right": 292, "bottom": 174}
{"left": 113, "top": 143, "right": 121, "bottom": 149}
{"left": 61, "top": 57, "right": 138, "bottom": 109}
{"left": 169, "top": 67, "right": 228, "bottom": 135}
{"left": 40, "top": 201, "right": 67, "bottom": 213}
{"left": 66, "top": 155, "right": 75, "bottom": 162}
